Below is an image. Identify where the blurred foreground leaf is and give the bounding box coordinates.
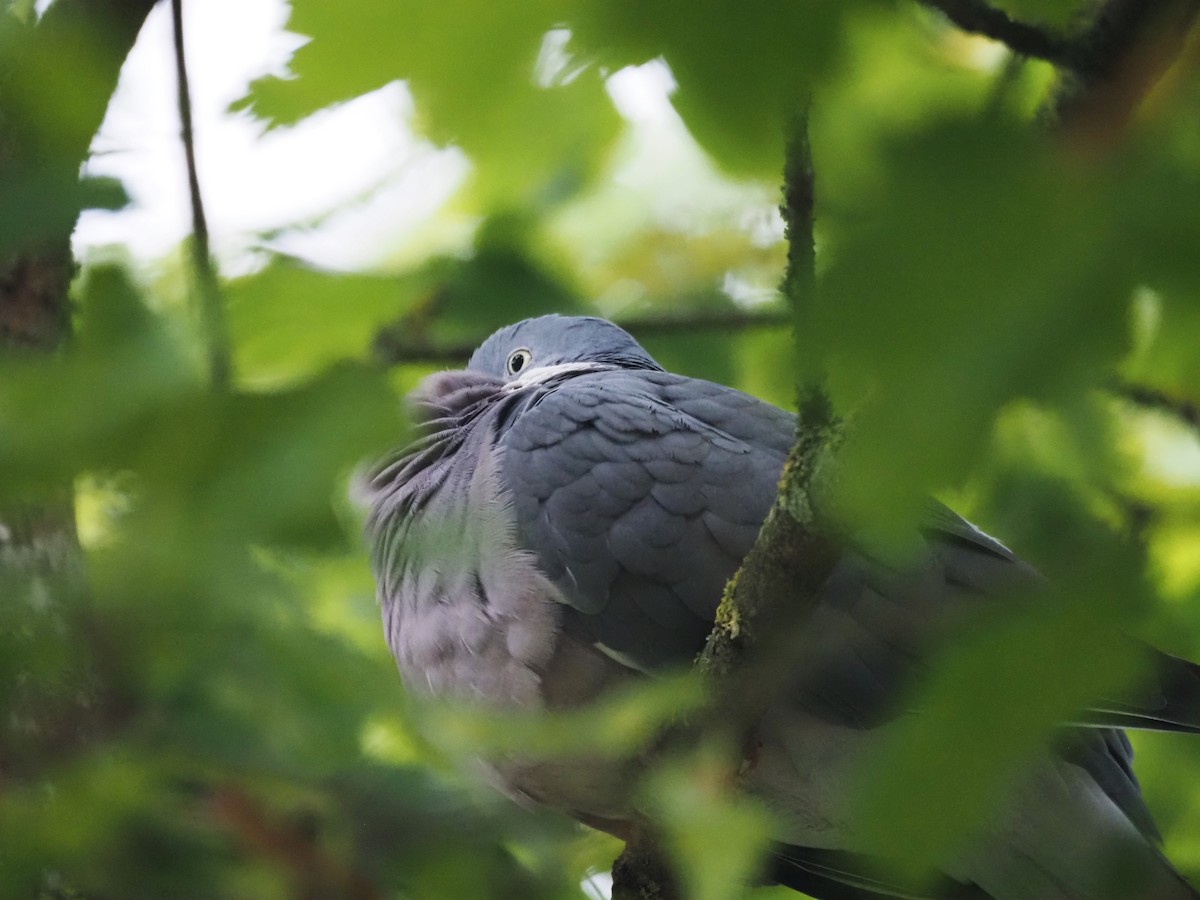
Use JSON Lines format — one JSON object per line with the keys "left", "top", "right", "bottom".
{"left": 416, "top": 674, "right": 706, "bottom": 760}
{"left": 645, "top": 747, "right": 775, "bottom": 900}
{"left": 226, "top": 258, "right": 421, "bottom": 386}
{"left": 242, "top": 0, "right": 620, "bottom": 205}
{"left": 852, "top": 479, "right": 1152, "bottom": 870}
{"left": 815, "top": 118, "right": 1140, "bottom": 530}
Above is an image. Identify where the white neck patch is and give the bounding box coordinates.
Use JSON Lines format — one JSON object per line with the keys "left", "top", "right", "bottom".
{"left": 505, "top": 361, "right": 612, "bottom": 389}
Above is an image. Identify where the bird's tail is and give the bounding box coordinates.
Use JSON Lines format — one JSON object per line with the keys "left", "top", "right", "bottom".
{"left": 767, "top": 845, "right": 985, "bottom": 898}
{"left": 946, "top": 750, "right": 1200, "bottom": 900}
{"left": 1090, "top": 648, "right": 1200, "bottom": 734}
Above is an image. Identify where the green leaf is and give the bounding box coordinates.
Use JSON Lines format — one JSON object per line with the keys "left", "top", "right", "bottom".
{"left": 853, "top": 477, "right": 1154, "bottom": 869}
{"left": 378, "top": 224, "right": 586, "bottom": 354}
{"left": 240, "top": 0, "right": 620, "bottom": 206}
{"left": 814, "top": 117, "right": 1133, "bottom": 529}
{"left": 94, "top": 361, "right": 400, "bottom": 604}
{"left": 854, "top": 597, "right": 1141, "bottom": 869}
{"left": 225, "top": 257, "right": 421, "bottom": 385}
{"left": 645, "top": 747, "right": 775, "bottom": 900}
{"left": 0, "top": 266, "right": 195, "bottom": 500}
{"left": 571, "top": 0, "right": 859, "bottom": 176}
{"left": 6, "top": 0, "right": 34, "bottom": 24}
{"left": 1117, "top": 151, "right": 1200, "bottom": 400}
{"left": 416, "top": 675, "right": 706, "bottom": 760}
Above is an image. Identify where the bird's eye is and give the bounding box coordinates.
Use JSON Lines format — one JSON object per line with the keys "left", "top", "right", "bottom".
{"left": 506, "top": 348, "right": 533, "bottom": 376}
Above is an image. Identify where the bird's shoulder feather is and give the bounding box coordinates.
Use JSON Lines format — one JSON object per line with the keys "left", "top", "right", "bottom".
{"left": 499, "top": 369, "right": 794, "bottom": 671}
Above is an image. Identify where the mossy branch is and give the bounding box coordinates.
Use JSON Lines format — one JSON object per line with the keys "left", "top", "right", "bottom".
{"left": 612, "top": 108, "right": 844, "bottom": 900}
{"left": 697, "top": 107, "right": 844, "bottom": 720}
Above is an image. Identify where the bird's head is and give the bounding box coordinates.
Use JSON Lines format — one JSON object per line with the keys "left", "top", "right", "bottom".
{"left": 467, "top": 315, "right": 663, "bottom": 384}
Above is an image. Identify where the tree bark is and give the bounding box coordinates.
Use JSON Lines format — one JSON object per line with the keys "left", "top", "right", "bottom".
{"left": 0, "top": 0, "right": 160, "bottom": 780}
{"left": 611, "top": 832, "right": 682, "bottom": 900}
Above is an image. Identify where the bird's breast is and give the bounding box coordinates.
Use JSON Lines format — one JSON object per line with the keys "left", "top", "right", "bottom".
{"left": 367, "top": 412, "right": 643, "bottom": 819}
{"left": 372, "top": 423, "right": 564, "bottom": 708}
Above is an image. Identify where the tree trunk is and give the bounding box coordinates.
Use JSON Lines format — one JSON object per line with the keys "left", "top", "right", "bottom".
{"left": 0, "top": 0, "right": 160, "bottom": 780}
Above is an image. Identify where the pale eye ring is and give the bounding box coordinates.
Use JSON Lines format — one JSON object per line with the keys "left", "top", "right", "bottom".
{"left": 506, "top": 348, "right": 533, "bottom": 376}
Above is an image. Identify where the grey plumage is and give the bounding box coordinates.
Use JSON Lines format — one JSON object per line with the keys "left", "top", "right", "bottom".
{"left": 363, "top": 314, "right": 1200, "bottom": 899}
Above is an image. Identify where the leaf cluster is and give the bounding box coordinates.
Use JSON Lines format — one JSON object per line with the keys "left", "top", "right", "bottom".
{"left": 1, "top": 0, "right": 1199, "bottom": 897}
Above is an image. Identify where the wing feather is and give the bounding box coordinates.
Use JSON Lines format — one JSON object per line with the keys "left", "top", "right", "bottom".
{"left": 501, "top": 369, "right": 791, "bottom": 671}
{"left": 497, "top": 367, "right": 1200, "bottom": 737}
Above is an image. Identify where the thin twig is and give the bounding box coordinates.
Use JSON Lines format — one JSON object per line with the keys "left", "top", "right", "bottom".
{"left": 372, "top": 307, "right": 791, "bottom": 367}
{"left": 1109, "top": 378, "right": 1200, "bottom": 432}
{"left": 172, "top": 0, "right": 231, "bottom": 389}
{"left": 1, "top": 0, "right": 159, "bottom": 350}
{"left": 623, "top": 306, "right": 790, "bottom": 337}
{"left": 917, "top": 0, "right": 1078, "bottom": 68}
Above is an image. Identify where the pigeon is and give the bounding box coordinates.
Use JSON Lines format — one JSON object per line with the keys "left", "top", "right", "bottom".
{"left": 363, "top": 314, "right": 1200, "bottom": 899}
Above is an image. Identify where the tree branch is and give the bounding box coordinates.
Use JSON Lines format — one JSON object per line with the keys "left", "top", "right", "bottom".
{"left": 917, "top": 0, "right": 1077, "bottom": 68}
{"left": 172, "top": 0, "right": 231, "bottom": 389}
{"left": 0, "top": 0, "right": 158, "bottom": 781}
{"left": 917, "top": 0, "right": 1200, "bottom": 150}
{"left": 699, "top": 108, "right": 843, "bottom": 724}
{"left": 1, "top": 0, "right": 160, "bottom": 350}
{"left": 780, "top": 107, "right": 816, "bottom": 357}
{"left": 611, "top": 833, "right": 682, "bottom": 900}
{"left": 1066, "top": 0, "right": 1199, "bottom": 82}
{"left": 612, "top": 110, "right": 846, "bottom": 900}
{"left": 1050, "top": 0, "right": 1200, "bottom": 152}
{"left": 211, "top": 785, "right": 384, "bottom": 900}
{"left": 372, "top": 306, "right": 790, "bottom": 368}
{"left": 1109, "top": 379, "right": 1200, "bottom": 433}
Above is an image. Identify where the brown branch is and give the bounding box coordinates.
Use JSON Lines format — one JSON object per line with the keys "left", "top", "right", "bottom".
{"left": 211, "top": 785, "right": 384, "bottom": 900}
{"left": 919, "top": 0, "right": 1200, "bottom": 150}
{"left": 372, "top": 307, "right": 790, "bottom": 368}
{"left": 1050, "top": 0, "right": 1200, "bottom": 151}
{"left": 917, "top": 0, "right": 1077, "bottom": 68}
{"left": 172, "top": 0, "right": 231, "bottom": 389}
